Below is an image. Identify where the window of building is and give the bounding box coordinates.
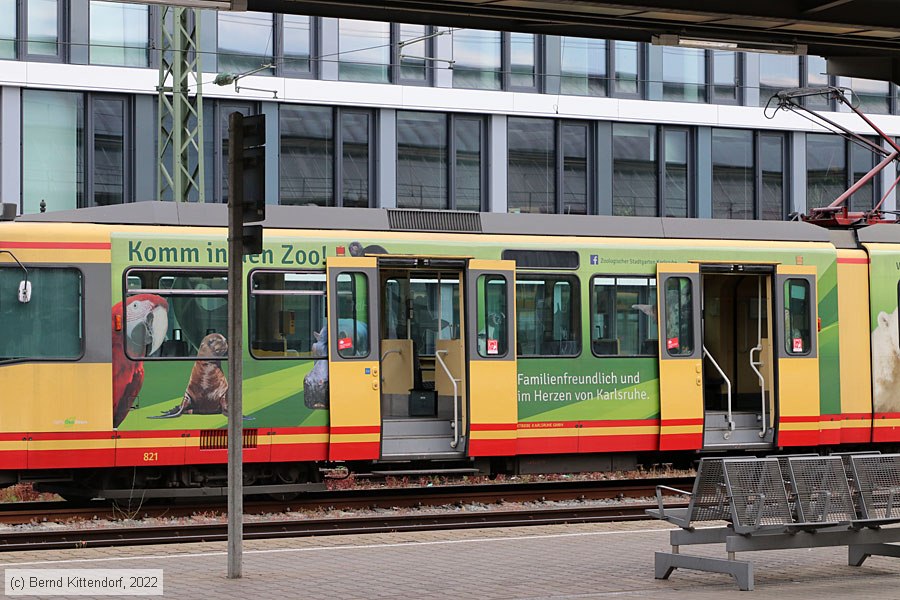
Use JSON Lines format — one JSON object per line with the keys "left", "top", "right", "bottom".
{"left": 452, "top": 30, "right": 537, "bottom": 91}
{"left": 847, "top": 77, "right": 892, "bottom": 115}
{"left": 662, "top": 47, "right": 705, "bottom": 102}
{"left": 784, "top": 279, "right": 811, "bottom": 355}
{"left": 711, "top": 128, "right": 787, "bottom": 220}
{"left": 760, "top": 133, "right": 787, "bottom": 220}
{"left": 590, "top": 276, "right": 657, "bottom": 357}
{"left": 758, "top": 54, "right": 800, "bottom": 107}
{"left": 249, "top": 271, "right": 327, "bottom": 358}
{"left": 510, "top": 32, "right": 536, "bottom": 89}
{"left": 711, "top": 51, "right": 738, "bottom": 104}
{"left": 396, "top": 111, "right": 486, "bottom": 210}
{"left": 22, "top": 90, "right": 131, "bottom": 214}
{"left": 0, "top": 267, "right": 83, "bottom": 361}
{"left": 218, "top": 12, "right": 274, "bottom": 76}
{"left": 562, "top": 123, "right": 589, "bottom": 215}
{"left": 508, "top": 117, "right": 591, "bottom": 214}
{"left": 124, "top": 269, "right": 228, "bottom": 360}
{"left": 92, "top": 96, "right": 129, "bottom": 207}
{"left": 24, "top": 0, "right": 63, "bottom": 60}
{"left": 712, "top": 128, "right": 753, "bottom": 219}
{"left": 0, "top": 0, "right": 15, "bottom": 59}
{"left": 664, "top": 129, "right": 689, "bottom": 217}
{"left": 280, "top": 105, "right": 331, "bottom": 206}
{"left": 516, "top": 275, "right": 580, "bottom": 357}
{"left": 338, "top": 19, "right": 390, "bottom": 83}
{"left": 23, "top": 90, "right": 83, "bottom": 214}
{"left": 611, "top": 124, "right": 693, "bottom": 217}
{"left": 508, "top": 117, "right": 554, "bottom": 213}
{"left": 804, "top": 55, "right": 830, "bottom": 110}
{"left": 397, "top": 111, "right": 446, "bottom": 209}
{"left": 613, "top": 41, "right": 640, "bottom": 97}
{"left": 455, "top": 117, "right": 484, "bottom": 212}
{"left": 612, "top": 123, "right": 656, "bottom": 216}
{"left": 282, "top": 15, "right": 313, "bottom": 76}
{"left": 89, "top": 1, "right": 148, "bottom": 67}
{"left": 806, "top": 134, "right": 878, "bottom": 212}
{"left": 559, "top": 36, "right": 606, "bottom": 96}
{"left": 452, "top": 29, "right": 501, "bottom": 90}
{"left": 806, "top": 133, "right": 844, "bottom": 212}
{"left": 340, "top": 111, "right": 373, "bottom": 208}
{"left": 850, "top": 139, "right": 878, "bottom": 210}
{"left": 279, "top": 105, "right": 373, "bottom": 208}
{"left": 335, "top": 20, "right": 435, "bottom": 84}
{"left": 397, "top": 23, "right": 428, "bottom": 83}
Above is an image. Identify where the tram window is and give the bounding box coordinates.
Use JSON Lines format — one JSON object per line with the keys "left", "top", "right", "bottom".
{"left": 123, "top": 269, "right": 228, "bottom": 360}
{"left": 477, "top": 275, "right": 508, "bottom": 358}
{"left": 784, "top": 279, "right": 811, "bottom": 355}
{"left": 664, "top": 277, "right": 693, "bottom": 356}
{"left": 516, "top": 275, "right": 580, "bottom": 357}
{"left": 336, "top": 272, "right": 370, "bottom": 359}
{"left": 590, "top": 276, "right": 657, "bottom": 357}
{"left": 249, "top": 271, "right": 326, "bottom": 359}
{"left": 0, "top": 267, "right": 83, "bottom": 361}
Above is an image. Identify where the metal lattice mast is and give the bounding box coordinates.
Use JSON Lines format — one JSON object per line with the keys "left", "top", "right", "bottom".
{"left": 157, "top": 7, "right": 205, "bottom": 203}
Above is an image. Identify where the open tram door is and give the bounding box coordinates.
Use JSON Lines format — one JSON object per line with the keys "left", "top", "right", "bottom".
{"left": 657, "top": 262, "right": 779, "bottom": 451}
{"left": 773, "top": 265, "right": 820, "bottom": 447}
{"left": 375, "top": 256, "right": 516, "bottom": 462}
{"left": 326, "top": 256, "right": 381, "bottom": 461}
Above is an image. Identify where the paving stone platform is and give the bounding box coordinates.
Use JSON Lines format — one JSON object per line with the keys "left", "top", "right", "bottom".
{"left": 1, "top": 520, "right": 900, "bottom": 598}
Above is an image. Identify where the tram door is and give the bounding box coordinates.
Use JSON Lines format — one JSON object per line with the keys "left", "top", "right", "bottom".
{"left": 699, "top": 264, "right": 776, "bottom": 450}
{"left": 326, "top": 257, "right": 381, "bottom": 461}
{"left": 377, "top": 258, "right": 469, "bottom": 460}
{"left": 773, "top": 265, "right": 820, "bottom": 447}
{"left": 657, "top": 263, "right": 778, "bottom": 451}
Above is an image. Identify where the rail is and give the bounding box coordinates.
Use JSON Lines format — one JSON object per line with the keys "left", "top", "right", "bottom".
{"left": 434, "top": 349, "right": 460, "bottom": 448}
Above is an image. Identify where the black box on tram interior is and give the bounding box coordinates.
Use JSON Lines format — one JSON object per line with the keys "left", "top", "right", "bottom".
{"left": 409, "top": 389, "right": 437, "bottom": 417}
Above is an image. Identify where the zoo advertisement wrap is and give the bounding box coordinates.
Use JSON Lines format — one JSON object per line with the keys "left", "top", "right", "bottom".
{"left": 110, "top": 231, "right": 842, "bottom": 450}
{"left": 111, "top": 233, "right": 333, "bottom": 432}
{"left": 866, "top": 246, "right": 900, "bottom": 419}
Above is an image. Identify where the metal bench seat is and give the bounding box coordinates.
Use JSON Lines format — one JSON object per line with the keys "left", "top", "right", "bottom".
{"left": 649, "top": 454, "right": 900, "bottom": 590}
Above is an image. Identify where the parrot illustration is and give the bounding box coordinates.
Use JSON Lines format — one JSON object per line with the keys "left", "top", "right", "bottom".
{"left": 112, "top": 294, "right": 169, "bottom": 428}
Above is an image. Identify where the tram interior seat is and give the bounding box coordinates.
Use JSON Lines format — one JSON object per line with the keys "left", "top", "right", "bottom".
{"left": 160, "top": 339, "right": 189, "bottom": 357}
{"left": 593, "top": 338, "right": 619, "bottom": 356}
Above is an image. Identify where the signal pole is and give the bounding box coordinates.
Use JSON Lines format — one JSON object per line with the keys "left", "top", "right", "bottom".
{"left": 226, "top": 111, "right": 265, "bottom": 579}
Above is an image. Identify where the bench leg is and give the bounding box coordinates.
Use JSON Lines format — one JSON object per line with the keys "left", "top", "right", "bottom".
{"left": 654, "top": 552, "right": 754, "bottom": 591}
{"left": 849, "top": 543, "right": 900, "bottom": 567}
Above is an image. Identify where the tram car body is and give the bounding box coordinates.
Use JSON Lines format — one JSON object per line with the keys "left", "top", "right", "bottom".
{"left": 0, "top": 201, "right": 896, "bottom": 497}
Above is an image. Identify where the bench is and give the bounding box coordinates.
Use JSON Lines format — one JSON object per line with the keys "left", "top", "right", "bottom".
{"left": 647, "top": 454, "right": 900, "bottom": 590}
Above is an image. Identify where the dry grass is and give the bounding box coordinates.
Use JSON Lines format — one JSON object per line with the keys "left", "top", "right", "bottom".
{"left": 0, "top": 483, "right": 59, "bottom": 503}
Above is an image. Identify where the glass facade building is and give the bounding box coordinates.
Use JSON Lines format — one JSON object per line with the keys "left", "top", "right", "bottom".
{"left": 0, "top": 6, "right": 897, "bottom": 218}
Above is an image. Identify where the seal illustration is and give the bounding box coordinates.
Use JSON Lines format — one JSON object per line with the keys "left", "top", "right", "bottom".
{"left": 151, "top": 333, "right": 229, "bottom": 418}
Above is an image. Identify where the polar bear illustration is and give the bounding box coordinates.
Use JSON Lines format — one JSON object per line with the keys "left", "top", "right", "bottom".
{"left": 872, "top": 308, "right": 900, "bottom": 413}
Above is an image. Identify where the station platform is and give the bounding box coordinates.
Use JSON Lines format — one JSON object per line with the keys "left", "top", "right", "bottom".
{"left": 1, "top": 519, "right": 900, "bottom": 598}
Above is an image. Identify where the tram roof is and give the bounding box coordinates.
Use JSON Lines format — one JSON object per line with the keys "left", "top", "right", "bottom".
{"left": 17, "top": 201, "right": 834, "bottom": 243}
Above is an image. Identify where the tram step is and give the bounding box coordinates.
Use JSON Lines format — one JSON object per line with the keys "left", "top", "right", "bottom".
{"left": 381, "top": 435, "right": 461, "bottom": 456}
{"left": 382, "top": 418, "right": 454, "bottom": 437}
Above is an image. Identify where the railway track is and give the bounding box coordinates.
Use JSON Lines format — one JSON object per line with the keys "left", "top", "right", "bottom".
{"left": 0, "top": 477, "right": 692, "bottom": 551}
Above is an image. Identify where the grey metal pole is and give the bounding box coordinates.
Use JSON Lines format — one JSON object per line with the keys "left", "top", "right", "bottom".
{"left": 226, "top": 111, "right": 243, "bottom": 579}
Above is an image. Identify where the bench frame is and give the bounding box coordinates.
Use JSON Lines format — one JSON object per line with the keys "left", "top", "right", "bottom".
{"left": 649, "top": 454, "right": 900, "bottom": 591}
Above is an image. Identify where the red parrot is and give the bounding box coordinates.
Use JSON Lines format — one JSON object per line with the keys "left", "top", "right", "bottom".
{"left": 112, "top": 294, "right": 169, "bottom": 428}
